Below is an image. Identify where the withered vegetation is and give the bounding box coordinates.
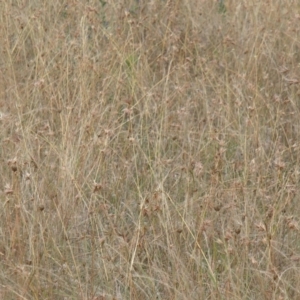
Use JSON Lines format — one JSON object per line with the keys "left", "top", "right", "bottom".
{"left": 1, "top": 1, "right": 300, "bottom": 299}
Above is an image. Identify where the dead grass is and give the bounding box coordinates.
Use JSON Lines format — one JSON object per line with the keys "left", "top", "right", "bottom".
{"left": 1, "top": 0, "right": 300, "bottom": 299}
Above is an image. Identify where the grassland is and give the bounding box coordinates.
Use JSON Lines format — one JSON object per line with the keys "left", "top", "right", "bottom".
{"left": 1, "top": 0, "right": 300, "bottom": 299}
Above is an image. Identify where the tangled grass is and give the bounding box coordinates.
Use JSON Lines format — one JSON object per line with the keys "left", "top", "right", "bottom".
{"left": 1, "top": 1, "right": 300, "bottom": 299}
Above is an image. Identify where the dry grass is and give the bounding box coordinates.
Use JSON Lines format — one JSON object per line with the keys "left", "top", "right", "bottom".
{"left": 1, "top": 0, "right": 300, "bottom": 299}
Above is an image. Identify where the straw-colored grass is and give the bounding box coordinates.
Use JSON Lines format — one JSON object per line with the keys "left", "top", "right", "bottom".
{"left": 1, "top": 1, "right": 300, "bottom": 299}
